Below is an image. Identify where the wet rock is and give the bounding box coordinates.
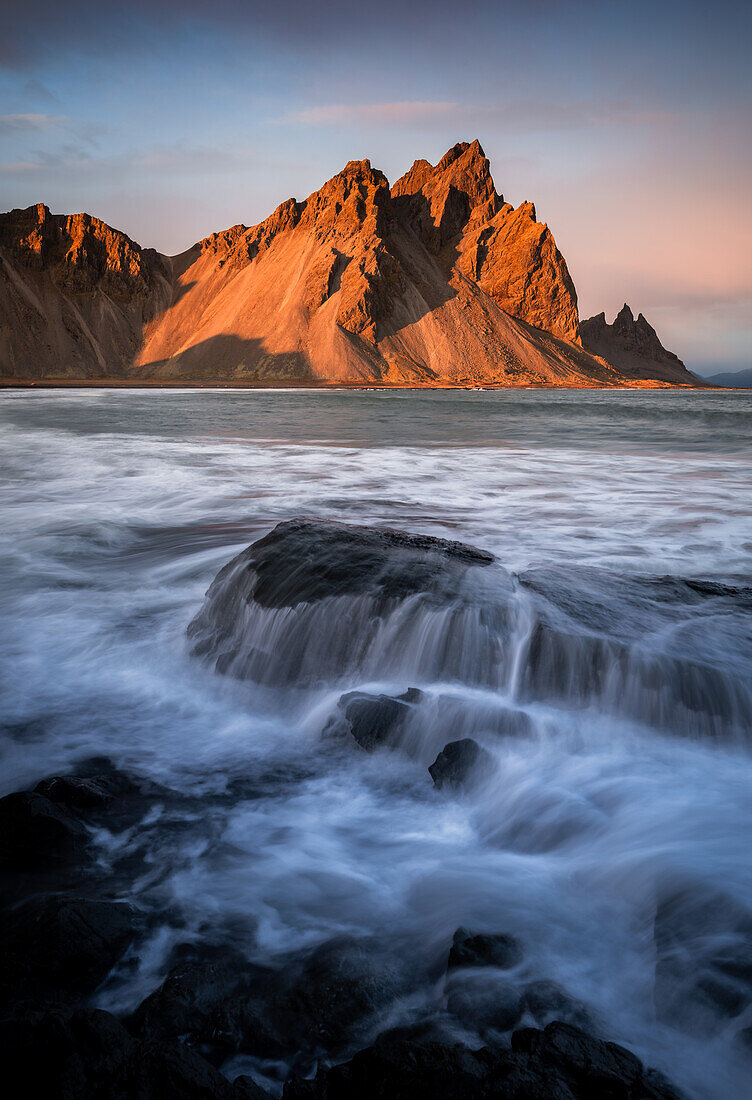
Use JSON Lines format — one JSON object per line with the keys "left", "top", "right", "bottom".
{"left": 1, "top": 895, "right": 138, "bottom": 1002}
{"left": 0, "top": 768, "right": 167, "bottom": 877}
{"left": 283, "top": 1034, "right": 489, "bottom": 1100}
{"left": 517, "top": 566, "right": 752, "bottom": 739}
{"left": 198, "top": 990, "right": 283, "bottom": 1062}
{"left": 653, "top": 886, "right": 752, "bottom": 1034}
{"left": 429, "top": 740, "right": 494, "bottom": 789}
{"left": 283, "top": 1020, "right": 685, "bottom": 1099}
{"left": 198, "top": 937, "right": 403, "bottom": 1062}
{"left": 0, "top": 790, "right": 89, "bottom": 866}
{"left": 337, "top": 688, "right": 420, "bottom": 752}
{"left": 130, "top": 943, "right": 256, "bottom": 1042}
{"left": 522, "top": 980, "right": 594, "bottom": 1030}
{"left": 211, "top": 519, "right": 494, "bottom": 611}
{"left": 0, "top": 1004, "right": 269, "bottom": 1100}
{"left": 34, "top": 771, "right": 139, "bottom": 811}
{"left": 187, "top": 520, "right": 504, "bottom": 687}
{"left": 448, "top": 927, "right": 523, "bottom": 971}
{"left": 446, "top": 971, "right": 524, "bottom": 1034}
{"left": 270, "top": 937, "right": 402, "bottom": 1053}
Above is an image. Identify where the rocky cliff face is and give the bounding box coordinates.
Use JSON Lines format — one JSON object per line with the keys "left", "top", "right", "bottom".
{"left": 0, "top": 204, "right": 171, "bottom": 379}
{"left": 580, "top": 305, "right": 697, "bottom": 385}
{"left": 0, "top": 146, "right": 699, "bottom": 386}
{"left": 392, "top": 140, "right": 580, "bottom": 343}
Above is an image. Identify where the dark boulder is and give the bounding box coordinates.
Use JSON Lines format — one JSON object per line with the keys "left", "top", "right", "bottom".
{"left": 336, "top": 688, "right": 421, "bottom": 752}
{"left": 0, "top": 790, "right": 89, "bottom": 866}
{"left": 34, "top": 771, "right": 139, "bottom": 811}
{"left": 283, "top": 1035, "right": 490, "bottom": 1100}
{"left": 0, "top": 1004, "right": 270, "bottom": 1100}
{"left": 429, "top": 739, "right": 494, "bottom": 789}
{"left": 209, "top": 519, "right": 495, "bottom": 611}
{"left": 187, "top": 937, "right": 402, "bottom": 1063}
{"left": 1, "top": 895, "right": 138, "bottom": 1002}
{"left": 522, "top": 980, "right": 594, "bottom": 1031}
{"left": 448, "top": 927, "right": 524, "bottom": 971}
{"left": 187, "top": 520, "right": 504, "bottom": 688}
{"left": 129, "top": 943, "right": 256, "bottom": 1043}
{"left": 446, "top": 971, "right": 524, "bottom": 1035}
{"left": 282, "top": 1020, "right": 685, "bottom": 1099}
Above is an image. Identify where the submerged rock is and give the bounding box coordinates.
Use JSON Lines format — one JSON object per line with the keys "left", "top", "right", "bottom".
{"left": 446, "top": 971, "right": 524, "bottom": 1035}
{"left": 653, "top": 885, "right": 752, "bottom": 1037}
{"left": 521, "top": 980, "right": 594, "bottom": 1031}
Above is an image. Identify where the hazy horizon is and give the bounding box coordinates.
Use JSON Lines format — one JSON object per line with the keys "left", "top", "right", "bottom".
{"left": 1, "top": 0, "right": 750, "bottom": 374}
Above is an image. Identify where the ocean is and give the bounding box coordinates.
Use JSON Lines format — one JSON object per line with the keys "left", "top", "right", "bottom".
{"left": 1, "top": 387, "right": 751, "bottom": 1098}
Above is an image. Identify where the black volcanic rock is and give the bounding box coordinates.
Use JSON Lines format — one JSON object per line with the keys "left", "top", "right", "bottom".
{"left": 188, "top": 519, "right": 500, "bottom": 687}
{"left": 448, "top": 927, "right": 524, "bottom": 971}
{"left": 282, "top": 1020, "right": 685, "bottom": 1099}
{"left": 0, "top": 1004, "right": 270, "bottom": 1100}
{"left": 1, "top": 895, "right": 138, "bottom": 1004}
{"left": 0, "top": 790, "right": 89, "bottom": 866}
{"left": 429, "top": 739, "right": 493, "bottom": 789}
{"left": 225, "top": 519, "right": 494, "bottom": 609}
{"left": 336, "top": 688, "right": 422, "bottom": 752}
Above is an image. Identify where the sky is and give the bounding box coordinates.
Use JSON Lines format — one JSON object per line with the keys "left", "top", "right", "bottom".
{"left": 1, "top": 0, "right": 750, "bottom": 373}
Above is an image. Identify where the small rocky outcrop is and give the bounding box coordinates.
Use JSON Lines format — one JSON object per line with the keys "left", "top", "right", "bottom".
{"left": 335, "top": 688, "right": 422, "bottom": 752}
{"left": 429, "top": 738, "right": 493, "bottom": 789}
{"left": 580, "top": 305, "right": 698, "bottom": 385}
{"left": 447, "top": 928, "right": 524, "bottom": 971}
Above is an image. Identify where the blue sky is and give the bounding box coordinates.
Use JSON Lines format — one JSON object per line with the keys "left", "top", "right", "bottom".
{"left": 1, "top": 0, "right": 750, "bottom": 371}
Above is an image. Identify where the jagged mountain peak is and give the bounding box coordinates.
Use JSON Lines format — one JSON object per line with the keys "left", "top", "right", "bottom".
{"left": 0, "top": 142, "right": 701, "bottom": 388}
{"left": 580, "top": 305, "right": 695, "bottom": 384}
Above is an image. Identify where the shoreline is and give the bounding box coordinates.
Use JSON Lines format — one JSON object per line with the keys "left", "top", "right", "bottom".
{"left": 0, "top": 379, "right": 716, "bottom": 391}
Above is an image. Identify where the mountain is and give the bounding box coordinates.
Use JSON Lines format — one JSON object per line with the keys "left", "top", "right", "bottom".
{"left": 700, "top": 367, "right": 752, "bottom": 387}
{"left": 580, "top": 305, "right": 697, "bottom": 385}
{"left": 0, "top": 203, "right": 171, "bottom": 379}
{"left": 0, "top": 142, "right": 700, "bottom": 387}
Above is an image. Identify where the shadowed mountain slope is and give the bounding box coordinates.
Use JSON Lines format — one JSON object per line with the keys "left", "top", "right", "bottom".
{"left": 1, "top": 144, "right": 700, "bottom": 386}
{"left": 580, "top": 305, "right": 698, "bottom": 385}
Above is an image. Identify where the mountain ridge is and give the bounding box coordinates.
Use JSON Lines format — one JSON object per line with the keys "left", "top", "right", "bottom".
{"left": 0, "top": 142, "right": 700, "bottom": 387}
{"left": 580, "top": 304, "right": 697, "bottom": 385}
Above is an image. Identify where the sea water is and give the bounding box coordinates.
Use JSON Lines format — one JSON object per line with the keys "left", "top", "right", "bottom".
{"left": 1, "top": 388, "right": 751, "bottom": 1098}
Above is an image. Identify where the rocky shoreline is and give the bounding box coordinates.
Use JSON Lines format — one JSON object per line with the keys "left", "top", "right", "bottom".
{"left": 1, "top": 761, "right": 686, "bottom": 1099}
{"left": 4, "top": 518, "right": 752, "bottom": 1097}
